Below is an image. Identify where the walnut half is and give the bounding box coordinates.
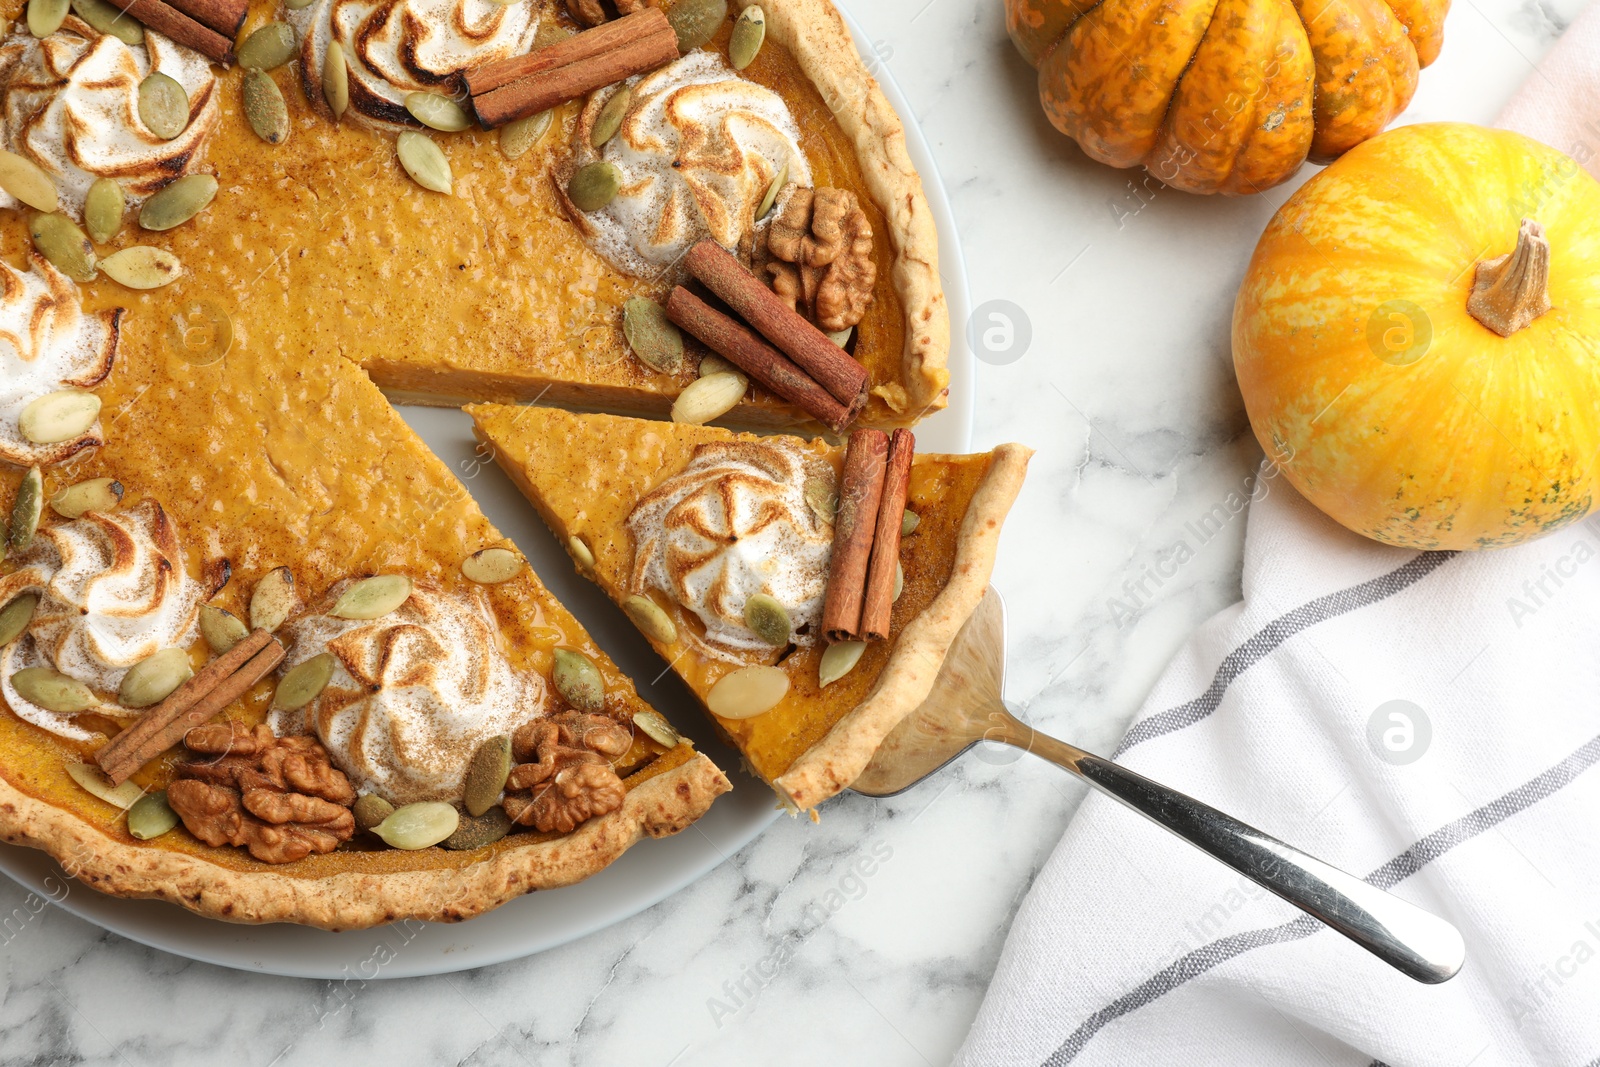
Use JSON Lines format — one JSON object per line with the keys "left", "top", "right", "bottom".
{"left": 566, "top": 0, "right": 656, "bottom": 26}
{"left": 762, "top": 185, "right": 877, "bottom": 333}
{"left": 502, "top": 712, "right": 629, "bottom": 834}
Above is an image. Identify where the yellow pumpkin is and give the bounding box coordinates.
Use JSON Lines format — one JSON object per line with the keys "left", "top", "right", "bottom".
{"left": 1005, "top": 0, "right": 1449, "bottom": 194}
{"left": 1234, "top": 123, "right": 1600, "bottom": 550}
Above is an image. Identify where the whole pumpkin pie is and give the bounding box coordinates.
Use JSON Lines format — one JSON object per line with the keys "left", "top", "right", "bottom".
{"left": 468, "top": 404, "right": 1031, "bottom": 810}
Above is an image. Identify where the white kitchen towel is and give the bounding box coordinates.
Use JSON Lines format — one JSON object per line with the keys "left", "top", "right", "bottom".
{"left": 957, "top": 10, "right": 1600, "bottom": 1062}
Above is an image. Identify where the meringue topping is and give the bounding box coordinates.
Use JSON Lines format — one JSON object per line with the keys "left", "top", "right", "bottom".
{"left": 292, "top": 0, "right": 540, "bottom": 129}
{"left": 568, "top": 52, "right": 813, "bottom": 279}
{"left": 0, "top": 253, "right": 118, "bottom": 468}
{"left": 271, "top": 581, "right": 546, "bottom": 805}
{"left": 0, "top": 19, "right": 219, "bottom": 219}
{"left": 627, "top": 438, "right": 834, "bottom": 656}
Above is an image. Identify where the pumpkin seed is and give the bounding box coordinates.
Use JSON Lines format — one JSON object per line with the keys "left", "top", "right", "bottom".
{"left": 552, "top": 648, "right": 604, "bottom": 713}
{"left": 699, "top": 355, "right": 734, "bottom": 377}
{"left": 19, "top": 390, "right": 99, "bottom": 445}
{"left": 443, "top": 805, "right": 512, "bottom": 850}
{"left": 127, "top": 790, "right": 178, "bottom": 839}
{"left": 118, "top": 647, "right": 192, "bottom": 708}
{"left": 670, "top": 370, "right": 746, "bottom": 425}
{"left": 462, "top": 734, "right": 511, "bottom": 817}
{"left": 199, "top": 604, "right": 248, "bottom": 654}
{"left": 99, "top": 246, "right": 183, "bottom": 289}
{"left": 405, "top": 91, "right": 471, "bottom": 133}
{"left": 396, "top": 130, "right": 452, "bottom": 194}
{"left": 818, "top": 640, "right": 866, "bottom": 687}
{"left": 331, "top": 574, "right": 413, "bottom": 619}
{"left": 30, "top": 213, "right": 95, "bottom": 281}
{"left": 461, "top": 547, "right": 522, "bottom": 585}
{"left": 743, "top": 593, "right": 790, "bottom": 645}
{"left": 249, "top": 566, "right": 296, "bottom": 632}
{"left": 894, "top": 560, "right": 903, "bottom": 600}
{"left": 373, "top": 800, "right": 458, "bottom": 850}
{"left": 901, "top": 509, "right": 919, "bottom": 536}
{"left": 285, "top": 0, "right": 315, "bottom": 9}
{"left": 568, "top": 534, "right": 595, "bottom": 570}
{"left": 0, "top": 150, "right": 57, "bottom": 212}
{"left": 70, "top": 0, "right": 141, "bottom": 44}
{"left": 137, "top": 73, "right": 189, "bottom": 140}
{"left": 51, "top": 477, "right": 122, "bottom": 519}
{"left": 623, "top": 297, "right": 683, "bottom": 373}
{"left": 623, "top": 594, "right": 677, "bottom": 643}
{"left": 590, "top": 86, "right": 630, "bottom": 147}
{"left": 84, "top": 178, "right": 124, "bottom": 243}
{"left": 9, "top": 467, "right": 42, "bottom": 553}
{"left": 729, "top": 4, "right": 764, "bottom": 69}
{"left": 241, "top": 70, "right": 289, "bottom": 145}
{"left": 706, "top": 664, "right": 788, "bottom": 719}
{"left": 237, "top": 22, "right": 296, "bottom": 71}
{"left": 12, "top": 667, "right": 97, "bottom": 713}
{"left": 272, "top": 652, "right": 335, "bottom": 711}
{"left": 66, "top": 761, "right": 143, "bottom": 808}
{"left": 664, "top": 0, "right": 726, "bottom": 52}
{"left": 499, "top": 109, "right": 552, "bottom": 160}
{"left": 139, "top": 174, "right": 217, "bottom": 231}
{"left": 632, "top": 709, "right": 681, "bottom": 748}
{"left": 323, "top": 41, "right": 349, "bottom": 120}
{"left": 567, "top": 160, "right": 620, "bottom": 212}
{"left": 756, "top": 160, "right": 787, "bottom": 220}
{"left": 27, "top": 0, "right": 68, "bottom": 37}
{"left": 352, "top": 793, "right": 394, "bottom": 831}
{"left": 804, "top": 475, "right": 835, "bottom": 524}
{"left": 827, "top": 326, "right": 853, "bottom": 349}
{"left": 0, "top": 595, "right": 38, "bottom": 646}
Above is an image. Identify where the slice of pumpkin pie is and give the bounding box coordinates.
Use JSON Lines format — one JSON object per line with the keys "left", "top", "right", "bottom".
{"left": 468, "top": 404, "right": 1031, "bottom": 811}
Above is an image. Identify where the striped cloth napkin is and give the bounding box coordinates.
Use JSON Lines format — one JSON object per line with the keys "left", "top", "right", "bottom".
{"left": 958, "top": 10, "right": 1600, "bottom": 1061}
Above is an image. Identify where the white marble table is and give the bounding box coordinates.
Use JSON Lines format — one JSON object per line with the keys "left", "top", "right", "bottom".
{"left": 1, "top": 0, "right": 1587, "bottom": 1061}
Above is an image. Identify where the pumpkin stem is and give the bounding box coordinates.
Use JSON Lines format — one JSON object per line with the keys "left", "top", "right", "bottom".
{"left": 1467, "top": 218, "right": 1552, "bottom": 337}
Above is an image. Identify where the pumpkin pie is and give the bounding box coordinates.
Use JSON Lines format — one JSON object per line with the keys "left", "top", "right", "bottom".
{"left": 468, "top": 404, "right": 1031, "bottom": 810}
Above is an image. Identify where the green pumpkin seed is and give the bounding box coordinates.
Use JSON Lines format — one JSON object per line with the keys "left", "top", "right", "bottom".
{"left": 70, "top": 0, "right": 141, "bottom": 44}
{"left": 804, "top": 475, "right": 835, "bottom": 524}
{"left": 499, "top": 109, "right": 552, "bottom": 160}
{"left": 99, "top": 246, "right": 183, "bottom": 290}
{"left": 373, "top": 801, "right": 458, "bottom": 850}
{"left": 705, "top": 664, "right": 788, "bottom": 719}
{"left": 0, "top": 150, "right": 57, "bottom": 212}
{"left": 19, "top": 390, "right": 99, "bottom": 445}
{"left": 285, "top": 0, "right": 315, "bottom": 10}
{"left": 396, "top": 130, "right": 452, "bottom": 194}
{"left": 743, "top": 593, "right": 790, "bottom": 645}
{"left": 462, "top": 734, "right": 511, "bottom": 817}
{"left": 729, "top": 4, "right": 764, "bottom": 69}
{"left": 249, "top": 566, "right": 296, "bottom": 632}
{"left": 623, "top": 594, "right": 677, "bottom": 644}
{"left": 237, "top": 22, "right": 296, "bottom": 71}
{"left": 27, "top": 0, "right": 68, "bottom": 37}
{"left": 352, "top": 793, "right": 394, "bottom": 831}
{"left": 442, "top": 805, "right": 512, "bottom": 850}
{"left": 51, "top": 476, "right": 122, "bottom": 519}
{"left": 894, "top": 560, "right": 903, "bottom": 600}
{"left": 199, "top": 604, "right": 247, "bottom": 654}
{"left": 670, "top": 370, "right": 746, "bottom": 424}
{"left": 272, "top": 652, "right": 335, "bottom": 711}
{"left": 461, "top": 546, "right": 522, "bottom": 585}
{"left": 118, "top": 647, "right": 192, "bottom": 708}
{"left": 331, "top": 574, "right": 413, "bottom": 619}
{"left": 405, "top": 92, "right": 471, "bottom": 133}
{"left": 65, "top": 761, "right": 143, "bottom": 807}
{"left": 568, "top": 534, "right": 595, "bottom": 570}
{"left": 12, "top": 667, "right": 97, "bottom": 713}
{"left": 139, "top": 174, "right": 218, "bottom": 231}
{"left": 323, "top": 41, "right": 349, "bottom": 121}
{"left": 552, "top": 648, "right": 604, "bottom": 713}
{"left": 127, "top": 790, "right": 178, "bottom": 839}
{"left": 622, "top": 297, "right": 683, "bottom": 374}
{"left": 30, "top": 213, "right": 95, "bottom": 281}
{"left": 0, "top": 595, "right": 38, "bottom": 646}
{"left": 664, "top": 0, "right": 726, "bottom": 52}
{"left": 590, "top": 86, "right": 630, "bottom": 147}
{"left": 818, "top": 639, "right": 866, "bottom": 687}
{"left": 901, "top": 509, "right": 919, "bottom": 537}
{"left": 756, "top": 159, "right": 787, "bottom": 220}
{"left": 241, "top": 69, "right": 289, "bottom": 145}
{"left": 137, "top": 73, "right": 189, "bottom": 140}
{"left": 9, "top": 467, "right": 42, "bottom": 553}
{"left": 827, "top": 326, "right": 852, "bottom": 349}
{"left": 698, "top": 355, "right": 734, "bottom": 377}
{"left": 632, "top": 709, "right": 681, "bottom": 747}
{"left": 84, "top": 179, "right": 124, "bottom": 244}
{"left": 567, "top": 160, "right": 620, "bottom": 212}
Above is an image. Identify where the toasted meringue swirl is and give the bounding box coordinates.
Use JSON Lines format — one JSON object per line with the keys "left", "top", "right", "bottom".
{"left": 627, "top": 438, "right": 833, "bottom": 656}
{"left": 0, "top": 19, "right": 219, "bottom": 219}
{"left": 568, "top": 52, "right": 812, "bottom": 279}
{"left": 0, "top": 501, "right": 205, "bottom": 739}
{"left": 293, "top": 0, "right": 540, "bottom": 129}
{"left": 271, "top": 581, "right": 546, "bottom": 804}
{"left": 0, "top": 253, "right": 119, "bottom": 468}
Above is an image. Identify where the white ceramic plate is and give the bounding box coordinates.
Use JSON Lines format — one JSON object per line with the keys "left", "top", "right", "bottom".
{"left": 0, "top": 5, "right": 974, "bottom": 979}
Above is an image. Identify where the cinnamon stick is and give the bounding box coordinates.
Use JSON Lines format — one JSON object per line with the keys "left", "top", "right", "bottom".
{"left": 666, "top": 287, "right": 865, "bottom": 434}
{"left": 468, "top": 9, "right": 679, "bottom": 128}
{"left": 685, "top": 240, "right": 870, "bottom": 407}
{"left": 858, "top": 429, "right": 914, "bottom": 641}
{"left": 164, "top": 0, "right": 245, "bottom": 37}
{"left": 821, "top": 430, "right": 889, "bottom": 642}
{"left": 96, "top": 629, "right": 283, "bottom": 783}
{"left": 115, "top": 0, "right": 235, "bottom": 66}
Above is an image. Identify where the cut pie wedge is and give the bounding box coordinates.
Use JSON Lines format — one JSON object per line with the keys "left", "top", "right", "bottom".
{"left": 469, "top": 404, "right": 1031, "bottom": 811}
